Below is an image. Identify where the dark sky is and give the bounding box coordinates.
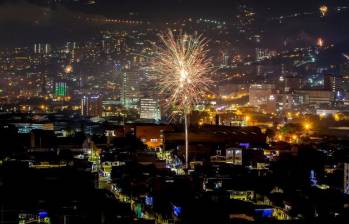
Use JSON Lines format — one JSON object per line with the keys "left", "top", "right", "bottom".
{"left": 0, "top": 0, "right": 349, "bottom": 47}
{"left": 0, "top": 0, "right": 345, "bottom": 18}
{"left": 64, "top": 0, "right": 349, "bottom": 17}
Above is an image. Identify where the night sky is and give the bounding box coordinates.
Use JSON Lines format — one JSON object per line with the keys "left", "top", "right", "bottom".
{"left": 0, "top": 0, "right": 347, "bottom": 17}
{"left": 0, "top": 0, "right": 349, "bottom": 48}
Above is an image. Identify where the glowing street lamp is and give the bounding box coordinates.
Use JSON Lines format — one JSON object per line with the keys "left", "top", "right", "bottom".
{"left": 245, "top": 115, "right": 251, "bottom": 126}
{"left": 304, "top": 123, "right": 311, "bottom": 130}
{"left": 333, "top": 113, "right": 341, "bottom": 122}
{"left": 320, "top": 5, "right": 328, "bottom": 17}
{"left": 317, "top": 38, "right": 324, "bottom": 48}
{"left": 245, "top": 115, "right": 250, "bottom": 121}
{"left": 292, "top": 134, "right": 298, "bottom": 142}
{"left": 65, "top": 64, "right": 73, "bottom": 74}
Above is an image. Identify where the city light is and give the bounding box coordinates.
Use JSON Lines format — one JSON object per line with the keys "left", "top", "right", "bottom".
{"left": 320, "top": 5, "right": 328, "bottom": 17}
{"left": 343, "top": 53, "right": 349, "bottom": 61}
{"left": 333, "top": 113, "right": 342, "bottom": 122}
{"left": 304, "top": 122, "right": 311, "bottom": 131}
{"left": 65, "top": 65, "right": 73, "bottom": 74}
{"left": 292, "top": 134, "right": 298, "bottom": 141}
{"left": 319, "top": 113, "right": 326, "bottom": 119}
{"left": 1, "top": 1, "right": 349, "bottom": 223}
{"left": 317, "top": 38, "right": 324, "bottom": 48}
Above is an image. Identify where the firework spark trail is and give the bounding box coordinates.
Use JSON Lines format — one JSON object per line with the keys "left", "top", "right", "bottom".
{"left": 149, "top": 30, "right": 214, "bottom": 113}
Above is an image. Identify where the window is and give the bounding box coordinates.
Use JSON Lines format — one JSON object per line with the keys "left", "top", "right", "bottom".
{"left": 150, "top": 138, "right": 158, "bottom": 142}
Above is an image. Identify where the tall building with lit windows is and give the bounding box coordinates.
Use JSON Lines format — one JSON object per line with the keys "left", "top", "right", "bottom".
{"left": 81, "top": 95, "right": 102, "bottom": 117}
{"left": 324, "top": 74, "right": 342, "bottom": 92}
{"left": 140, "top": 98, "right": 161, "bottom": 121}
{"left": 34, "top": 43, "right": 51, "bottom": 54}
{"left": 255, "top": 48, "right": 277, "bottom": 61}
{"left": 249, "top": 84, "right": 274, "bottom": 107}
{"left": 54, "top": 82, "right": 68, "bottom": 97}
{"left": 324, "top": 74, "right": 344, "bottom": 103}
{"left": 34, "top": 43, "right": 42, "bottom": 54}
{"left": 344, "top": 163, "right": 349, "bottom": 194}
{"left": 120, "top": 71, "right": 141, "bottom": 108}
{"left": 249, "top": 84, "right": 276, "bottom": 113}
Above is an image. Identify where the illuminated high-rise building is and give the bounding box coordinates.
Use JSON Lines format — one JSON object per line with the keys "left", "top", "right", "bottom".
{"left": 139, "top": 98, "right": 161, "bottom": 121}
{"left": 34, "top": 43, "right": 50, "bottom": 54}
{"left": 34, "top": 43, "right": 42, "bottom": 54}
{"left": 324, "top": 74, "right": 343, "bottom": 103}
{"left": 285, "top": 76, "right": 303, "bottom": 92}
{"left": 44, "top": 44, "right": 51, "bottom": 54}
{"left": 249, "top": 84, "right": 274, "bottom": 106}
{"left": 81, "top": 95, "right": 102, "bottom": 117}
{"left": 256, "top": 48, "right": 277, "bottom": 61}
{"left": 54, "top": 82, "right": 68, "bottom": 97}
{"left": 120, "top": 71, "right": 141, "bottom": 109}
{"left": 221, "top": 52, "right": 229, "bottom": 67}
{"left": 344, "top": 163, "right": 349, "bottom": 194}
{"left": 249, "top": 84, "right": 276, "bottom": 113}
{"left": 324, "top": 74, "right": 342, "bottom": 92}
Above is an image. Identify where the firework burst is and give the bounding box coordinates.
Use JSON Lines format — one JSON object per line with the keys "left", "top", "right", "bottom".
{"left": 148, "top": 30, "right": 213, "bottom": 169}
{"left": 149, "top": 30, "right": 213, "bottom": 113}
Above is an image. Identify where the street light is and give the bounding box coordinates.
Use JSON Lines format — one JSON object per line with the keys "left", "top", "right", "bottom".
{"left": 319, "top": 5, "right": 328, "bottom": 17}
{"left": 245, "top": 115, "right": 251, "bottom": 126}
{"left": 304, "top": 122, "right": 311, "bottom": 131}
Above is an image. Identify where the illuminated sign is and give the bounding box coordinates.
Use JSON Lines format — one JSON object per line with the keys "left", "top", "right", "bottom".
{"left": 173, "top": 205, "right": 182, "bottom": 217}
{"left": 38, "top": 211, "right": 48, "bottom": 219}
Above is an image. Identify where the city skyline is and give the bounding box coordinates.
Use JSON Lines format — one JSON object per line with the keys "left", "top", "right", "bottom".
{"left": 1, "top": 0, "right": 349, "bottom": 223}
